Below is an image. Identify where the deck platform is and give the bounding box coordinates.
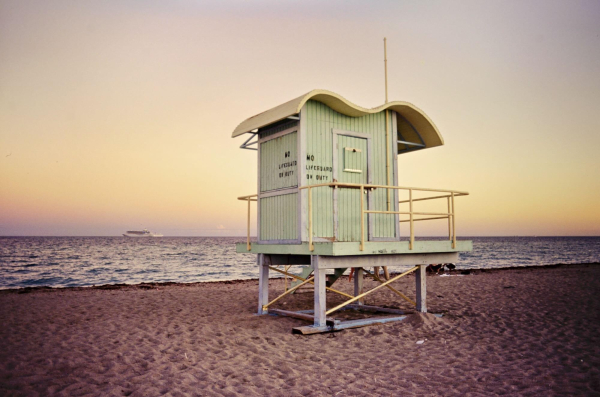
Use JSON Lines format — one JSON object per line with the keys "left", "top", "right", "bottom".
{"left": 237, "top": 240, "right": 472, "bottom": 256}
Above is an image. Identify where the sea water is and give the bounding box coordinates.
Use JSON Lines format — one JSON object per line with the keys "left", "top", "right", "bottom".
{"left": 0, "top": 236, "right": 599, "bottom": 290}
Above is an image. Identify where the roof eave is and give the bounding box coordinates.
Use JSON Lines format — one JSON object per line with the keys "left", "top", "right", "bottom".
{"left": 231, "top": 89, "right": 444, "bottom": 150}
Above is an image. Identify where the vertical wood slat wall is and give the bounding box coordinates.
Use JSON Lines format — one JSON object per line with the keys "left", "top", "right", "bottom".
{"left": 305, "top": 100, "right": 396, "bottom": 240}
{"left": 258, "top": 122, "right": 298, "bottom": 242}
{"left": 259, "top": 193, "right": 298, "bottom": 241}
{"left": 260, "top": 132, "right": 297, "bottom": 192}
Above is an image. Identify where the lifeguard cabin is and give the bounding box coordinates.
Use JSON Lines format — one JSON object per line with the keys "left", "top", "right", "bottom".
{"left": 234, "top": 89, "right": 472, "bottom": 333}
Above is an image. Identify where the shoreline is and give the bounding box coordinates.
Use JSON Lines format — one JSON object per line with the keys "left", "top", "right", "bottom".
{"left": 3, "top": 261, "right": 599, "bottom": 294}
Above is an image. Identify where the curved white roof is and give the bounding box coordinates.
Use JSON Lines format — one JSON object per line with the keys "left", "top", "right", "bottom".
{"left": 231, "top": 89, "right": 444, "bottom": 149}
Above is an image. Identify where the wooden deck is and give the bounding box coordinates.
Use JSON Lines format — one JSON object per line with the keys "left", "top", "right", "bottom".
{"left": 236, "top": 239, "right": 472, "bottom": 256}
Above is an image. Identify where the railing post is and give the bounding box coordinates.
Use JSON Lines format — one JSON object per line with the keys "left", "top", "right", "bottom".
{"left": 247, "top": 198, "right": 251, "bottom": 251}
{"left": 451, "top": 192, "right": 456, "bottom": 249}
{"left": 308, "top": 187, "right": 314, "bottom": 251}
{"left": 447, "top": 196, "right": 451, "bottom": 241}
{"left": 360, "top": 185, "right": 365, "bottom": 251}
{"left": 409, "top": 189, "right": 414, "bottom": 250}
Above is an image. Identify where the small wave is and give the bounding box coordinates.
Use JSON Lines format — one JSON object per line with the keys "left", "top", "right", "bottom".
{"left": 21, "top": 276, "right": 64, "bottom": 286}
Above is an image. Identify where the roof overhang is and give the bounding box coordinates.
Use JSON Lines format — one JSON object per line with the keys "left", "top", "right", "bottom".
{"left": 231, "top": 89, "right": 444, "bottom": 151}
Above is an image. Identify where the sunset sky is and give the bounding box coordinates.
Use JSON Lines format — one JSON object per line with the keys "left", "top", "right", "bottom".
{"left": 1, "top": 0, "right": 599, "bottom": 236}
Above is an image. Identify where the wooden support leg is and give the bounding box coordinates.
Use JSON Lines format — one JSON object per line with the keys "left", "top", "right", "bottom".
{"left": 314, "top": 267, "right": 327, "bottom": 327}
{"left": 353, "top": 267, "right": 364, "bottom": 305}
{"left": 382, "top": 266, "right": 390, "bottom": 280}
{"left": 416, "top": 264, "right": 427, "bottom": 313}
{"left": 257, "top": 254, "right": 269, "bottom": 314}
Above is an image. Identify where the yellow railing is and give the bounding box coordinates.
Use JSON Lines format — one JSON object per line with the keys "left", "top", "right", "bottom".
{"left": 237, "top": 194, "right": 257, "bottom": 251}
{"left": 299, "top": 182, "right": 468, "bottom": 252}
{"left": 239, "top": 183, "right": 468, "bottom": 252}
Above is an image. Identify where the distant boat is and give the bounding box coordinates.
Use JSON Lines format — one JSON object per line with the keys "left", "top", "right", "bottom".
{"left": 123, "top": 229, "right": 163, "bottom": 238}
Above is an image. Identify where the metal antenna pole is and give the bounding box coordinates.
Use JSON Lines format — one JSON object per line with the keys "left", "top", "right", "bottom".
{"left": 384, "top": 37, "right": 388, "bottom": 103}
{"left": 384, "top": 38, "right": 391, "bottom": 210}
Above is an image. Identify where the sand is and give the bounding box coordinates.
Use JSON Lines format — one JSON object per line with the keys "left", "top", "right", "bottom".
{"left": 1, "top": 264, "right": 599, "bottom": 396}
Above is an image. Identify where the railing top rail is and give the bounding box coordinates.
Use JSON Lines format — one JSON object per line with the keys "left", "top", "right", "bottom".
{"left": 238, "top": 194, "right": 258, "bottom": 200}
{"left": 399, "top": 193, "right": 462, "bottom": 204}
{"left": 298, "top": 182, "right": 469, "bottom": 196}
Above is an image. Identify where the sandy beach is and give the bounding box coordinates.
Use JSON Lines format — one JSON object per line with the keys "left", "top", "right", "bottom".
{"left": 1, "top": 263, "right": 599, "bottom": 396}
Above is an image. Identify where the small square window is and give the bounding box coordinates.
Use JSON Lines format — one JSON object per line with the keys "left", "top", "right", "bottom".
{"left": 344, "top": 147, "right": 362, "bottom": 173}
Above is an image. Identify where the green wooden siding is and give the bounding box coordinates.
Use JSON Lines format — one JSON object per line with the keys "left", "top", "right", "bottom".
{"left": 260, "top": 131, "right": 297, "bottom": 192}
{"left": 260, "top": 193, "right": 298, "bottom": 241}
{"left": 304, "top": 100, "right": 396, "bottom": 240}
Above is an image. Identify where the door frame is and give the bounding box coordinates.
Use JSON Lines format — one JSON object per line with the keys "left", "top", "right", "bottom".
{"left": 332, "top": 129, "right": 373, "bottom": 242}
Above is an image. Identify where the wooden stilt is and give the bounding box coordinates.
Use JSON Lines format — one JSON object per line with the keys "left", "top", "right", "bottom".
{"left": 255, "top": 254, "right": 455, "bottom": 333}
{"left": 313, "top": 261, "right": 327, "bottom": 327}
{"left": 353, "top": 267, "right": 364, "bottom": 305}
{"left": 416, "top": 264, "right": 427, "bottom": 313}
{"left": 257, "top": 254, "right": 269, "bottom": 314}
{"left": 382, "top": 266, "right": 390, "bottom": 280}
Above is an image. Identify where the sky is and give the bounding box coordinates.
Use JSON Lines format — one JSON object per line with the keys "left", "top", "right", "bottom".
{"left": 1, "top": 0, "right": 599, "bottom": 236}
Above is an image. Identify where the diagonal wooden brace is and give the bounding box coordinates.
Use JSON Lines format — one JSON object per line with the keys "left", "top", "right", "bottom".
{"left": 326, "top": 266, "right": 419, "bottom": 316}
{"left": 268, "top": 266, "right": 354, "bottom": 299}
{"left": 263, "top": 276, "right": 314, "bottom": 311}
{"left": 364, "top": 269, "right": 416, "bottom": 307}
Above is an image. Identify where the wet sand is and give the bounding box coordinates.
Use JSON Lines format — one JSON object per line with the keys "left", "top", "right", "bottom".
{"left": 1, "top": 264, "right": 599, "bottom": 396}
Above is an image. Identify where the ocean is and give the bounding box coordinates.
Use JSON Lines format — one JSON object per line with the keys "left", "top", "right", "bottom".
{"left": 1, "top": 236, "right": 599, "bottom": 290}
